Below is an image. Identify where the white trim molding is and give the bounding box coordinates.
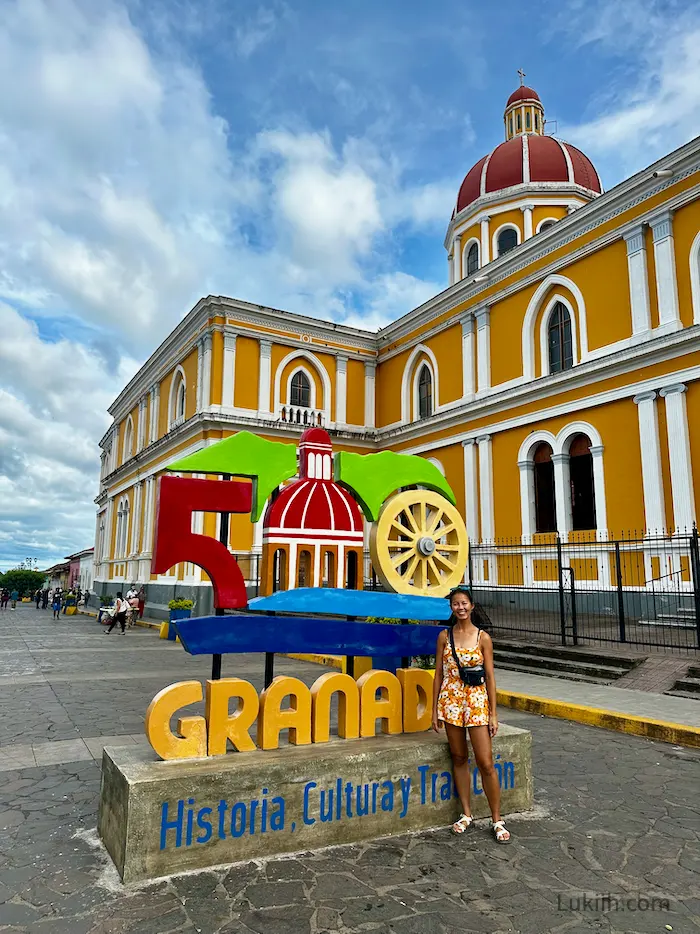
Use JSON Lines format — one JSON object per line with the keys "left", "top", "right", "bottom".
{"left": 475, "top": 307, "right": 491, "bottom": 394}
{"left": 461, "top": 314, "right": 475, "bottom": 399}
{"left": 122, "top": 415, "right": 134, "bottom": 465}
{"left": 364, "top": 360, "right": 376, "bottom": 428}
{"left": 222, "top": 332, "right": 237, "bottom": 407}
{"left": 335, "top": 355, "right": 348, "bottom": 426}
{"left": 535, "top": 216, "right": 559, "bottom": 234}
{"left": 258, "top": 339, "right": 273, "bottom": 416}
{"left": 401, "top": 344, "right": 440, "bottom": 423}
{"left": 461, "top": 237, "right": 481, "bottom": 276}
{"left": 523, "top": 274, "right": 588, "bottom": 380}
{"left": 520, "top": 203, "right": 535, "bottom": 240}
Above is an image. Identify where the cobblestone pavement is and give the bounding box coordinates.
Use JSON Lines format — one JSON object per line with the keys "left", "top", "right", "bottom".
{"left": 0, "top": 604, "right": 699, "bottom": 934}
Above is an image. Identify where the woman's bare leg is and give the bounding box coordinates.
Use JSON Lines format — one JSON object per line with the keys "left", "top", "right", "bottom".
{"left": 444, "top": 722, "right": 471, "bottom": 820}
{"left": 469, "top": 725, "right": 503, "bottom": 824}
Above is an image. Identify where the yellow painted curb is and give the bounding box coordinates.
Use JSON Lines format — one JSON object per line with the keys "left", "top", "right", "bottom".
{"left": 496, "top": 689, "right": 700, "bottom": 748}
{"left": 285, "top": 652, "right": 343, "bottom": 669}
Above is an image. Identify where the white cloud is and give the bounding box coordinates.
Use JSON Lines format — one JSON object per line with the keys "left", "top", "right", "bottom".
{"left": 557, "top": 1, "right": 700, "bottom": 179}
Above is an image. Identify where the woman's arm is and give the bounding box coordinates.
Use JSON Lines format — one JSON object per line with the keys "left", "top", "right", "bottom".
{"left": 431, "top": 631, "right": 446, "bottom": 731}
{"left": 481, "top": 632, "right": 498, "bottom": 736}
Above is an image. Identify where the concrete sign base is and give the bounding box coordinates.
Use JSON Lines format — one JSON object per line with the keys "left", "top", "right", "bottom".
{"left": 98, "top": 727, "right": 533, "bottom": 883}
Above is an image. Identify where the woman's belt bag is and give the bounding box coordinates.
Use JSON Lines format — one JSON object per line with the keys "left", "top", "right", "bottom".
{"left": 449, "top": 628, "right": 486, "bottom": 686}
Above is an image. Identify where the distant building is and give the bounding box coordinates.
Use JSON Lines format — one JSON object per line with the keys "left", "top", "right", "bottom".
{"left": 65, "top": 547, "right": 95, "bottom": 592}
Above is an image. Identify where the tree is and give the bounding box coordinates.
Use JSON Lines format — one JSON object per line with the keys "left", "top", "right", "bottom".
{"left": 0, "top": 570, "right": 46, "bottom": 598}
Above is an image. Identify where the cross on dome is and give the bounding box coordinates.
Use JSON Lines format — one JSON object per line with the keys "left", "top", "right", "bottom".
{"left": 517, "top": 67, "right": 526, "bottom": 86}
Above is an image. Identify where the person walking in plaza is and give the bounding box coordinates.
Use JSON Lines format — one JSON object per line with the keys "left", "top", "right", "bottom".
{"left": 34, "top": 589, "right": 41, "bottom": 609}
{"left": 10, "top": 589, "right": 19, "bottom": 609}
{"left": 432, "top": 585, "right": 511, "bottom": 845}
{"left": 105, "top": 592, "right": 129, "bottom": 635}
{"left": 136, "top": 585, "right": 146, "bottom": 620}
{"left": 51, "top": 590, "right": 62, "bottom": 619}
{"left": 125, "top": 585, "right": 139, "bottom": 628}
{"left": 42, "top": 588, "right": 49, "bottom": 610}
{"left": 0, "top": 589, "right": 9, "bottom": 610}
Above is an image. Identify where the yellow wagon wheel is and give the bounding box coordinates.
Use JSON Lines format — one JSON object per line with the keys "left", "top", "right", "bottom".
{"left": 369, "top": 490, "right": 469, "bottom": 597}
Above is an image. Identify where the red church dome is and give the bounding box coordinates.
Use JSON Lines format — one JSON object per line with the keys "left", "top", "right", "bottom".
{"left": 456, "top": 135, "right": 601, "bottom": 214}
{"left": 263, "top": 428, "right": 363, "bottom": 542}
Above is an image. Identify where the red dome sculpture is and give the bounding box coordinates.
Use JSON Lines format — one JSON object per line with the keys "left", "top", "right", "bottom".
{"left": 264, "top": 428, "right": 363, "bottom": 542}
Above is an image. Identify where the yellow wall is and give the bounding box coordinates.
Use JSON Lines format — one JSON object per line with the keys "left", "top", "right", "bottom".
{"left": 564, "top": 240, "right": 631, "bottom": 353}
{"left": 532, "top": 205, "right": 568, "bottom": 231}
{"left": 489, "top": 283, "right": 535, "bottom": 387}
{"left": 426, "top": 325, "right": 462, "bottom": 406}
{"left": 645, "top": 226, "right": 660, "bottom": 330}
{"left": 181, "top": 346, "right": 199, "bottom": 419}
{"left": 376, "top": 353, "right": 404, "bottom": 427}
{"left": 673, "top": 200, "right": 700, "bottom": 329}
{"left": 234, "top": 336, "right": 259, "bottom": 410}
{"left": 685, "top": 382, "right": 700, "bottom": 523}
{"left": 210, "top": 330, "right": 224, "bottom": 407}
{"left": 491, "top": 209, "right": 524, "bottom": 257}
{"left": 346, "top": 359, "right": 366, "bottom": 425}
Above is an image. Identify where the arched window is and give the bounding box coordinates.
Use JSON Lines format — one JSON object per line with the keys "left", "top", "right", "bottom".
{"left": 466, "top": 242, "right": 479, "bottom": 276}
{"left": 539, "top": 220, "right": 554, "bottom": 233}
{"left": 497, "top": 227, "right": 518, "bottom": 257}
{"left": 297, "top": 549, "right": 312, "bottom": 587}
{"left": 176, "top": 381, "right": 186, "bottom": 419}
{"left": 322, "top": 550, "right": 335, "bottom": 588}
{"left": 418, "top": 365, "right": 433, "bottom": 419}
{"left": 290, "top": 370, "right": 311, "bottom": 408}
{"left": 548, "top": 302, "right": 574, "bottom": 373}
{"left": 272, "top": 548, "right": 287, "bottom": 592}
{"left": 535, "top": 113, "right": 539, "bottom": 131}
{"left": 346, "top": 551, "right": 359, "bottom": 590}
{"left": 569, "top": 434, "right": 596, "bottom": 530}
{"left": 122, "top": 418, "right": 133, "bottom": 463}
{"left": 115, "top": 497, "right": 130, "bottom": 559}
{"left": 516, "top": 113, "right": 521, "bottom": 131}
{"left": 169, "top": 368, "right": 187, "bottom": 428}
{"left": 526, "top": 112, "right": 531, "bottom": 130}
{"left": 533, "top": 444, "right": 557, "bottom": 533}
{"left": 509, "top": 117, "right": 513, "bottom": 135}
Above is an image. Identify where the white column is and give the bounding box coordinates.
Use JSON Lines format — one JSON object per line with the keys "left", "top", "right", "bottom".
{"left": 103, "top": 496, "right": 114, "bottom": 564}
{"left": 517, "top": 459, "right": 535, "bottom": 584}
{"left": 336, "top": 355, "right": 347, "bottom": 426}
{"left": 476, "top": 435, "right": 494, "bottom": 541}
{"left": 201, "top": 334, "right": 212, "bottom": 410}
{"left": 222, "top": 332, "right": 237, "bottom": 408}
{"left": 475, "top": 307, "right": 491, "bottom": 394}
{"left": 258, "top": 339, "right": 273, "bottom": 416}
{"left": 521, "top": 203, "right": 534, "bottom": 240}
{"left": 650, "top": 211, "right": 681, "bottom": 331}
{"left": 660, "top": 384, "right": 696, "bottom": 531}
{"left": 552, "top": 453, "right": 571, "bottom": 539}
{"left": 453, "top": 234, "right": 462, "bottom": 283}
{"left": 479, "top": 216, "right": 490, "bottom": 266}
{"left": 624, "top": 226, "right": 652, "bottom": 337}
{"left": 462, "top": 440, "right": 479, "bottom": 543}
{"left": 448, "top": 252, "right": 454, "bottom": 286}
{"left": 141, "top": 477, "right": 155, "bottom": 555}
{"left": 149, "top": 385, "right": 160, "bottom": 443}
{"left": 589, "top": 444, "right": 610, "bottom": 586}
{"left": 136, "top": 397, "right": 146, "bottom": 453}
{"left": 196, "top": 338, "right": 204, "bottom": 410}
{"left": 633, "top": 391, "right": 666, "bottom": 533}
{"left": 461, "top": 314, "right": 475, "bottom": 400}
{"left": 129, "top": 481, "right": 143, "bottom": 556}
{"left": 364, "top": 360, "right": 376, "bottom": 428}
{"left": 477, "top": 435, "right": 496, "bottom": 583}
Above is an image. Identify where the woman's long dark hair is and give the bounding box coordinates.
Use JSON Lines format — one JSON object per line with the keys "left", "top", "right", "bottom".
{"left": 447, "top": 585, "right": 492, "bottom": 632}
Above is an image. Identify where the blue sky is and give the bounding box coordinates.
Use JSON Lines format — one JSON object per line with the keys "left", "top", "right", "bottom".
{"left": 1, "top": 0, "right": 699, "bottom": 571}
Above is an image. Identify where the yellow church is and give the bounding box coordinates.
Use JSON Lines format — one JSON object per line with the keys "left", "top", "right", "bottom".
{"left": 93, "top": 80, "right": 700, "bottom": 628}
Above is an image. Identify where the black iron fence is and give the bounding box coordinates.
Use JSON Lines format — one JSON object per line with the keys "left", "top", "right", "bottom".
{"left": 466, "top": 530, "right": 700, "bottom": 652}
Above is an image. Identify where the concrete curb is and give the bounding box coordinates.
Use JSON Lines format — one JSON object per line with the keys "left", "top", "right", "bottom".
{"left": 78, "top": 609, "right": 160, "bottom": 630}
{"left": 284, "top": 652, "right": 344, "bottom": 669}
{"left": 496, "top": 689, "right": 700, "bottom": 748}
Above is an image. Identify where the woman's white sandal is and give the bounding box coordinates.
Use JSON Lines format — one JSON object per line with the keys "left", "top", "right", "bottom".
{"left": 451, "top": 814, "right": 473, "bottom": 835}
{"left": 491, "top": 819, "right": 511, "bottom": 844}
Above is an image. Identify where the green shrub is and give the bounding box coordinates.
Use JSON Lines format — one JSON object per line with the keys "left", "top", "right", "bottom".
{"left": 99, "top": 594, "right": 112, "bottom": 606}
{"left": 168, "top": 598, "right": 194, "bottom": 611}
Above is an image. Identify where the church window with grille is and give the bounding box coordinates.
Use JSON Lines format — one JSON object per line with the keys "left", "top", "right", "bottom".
{"left": 533, "top": 443, "right": 556, "bottom": 533}
{"left": 497, "top": 227, "right": 518, "bottom": 257}
{"left": 290, "top": 370, "right": 311, "bottom": 407}
{"left": 418, "top": 365, "right": 433, "bottom": 419}
{"left": 466, "top": 242, "right": 479, "bottom": 276}
{"left": 569, "top": 434, "right": 596, "bottom": 530}
{"left": 548, "top": 302, "right": 573, "bottom": 373}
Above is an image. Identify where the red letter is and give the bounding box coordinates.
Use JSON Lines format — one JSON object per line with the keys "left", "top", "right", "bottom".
{"left": 151, "top": 475, "right": 252, "bottom": 609}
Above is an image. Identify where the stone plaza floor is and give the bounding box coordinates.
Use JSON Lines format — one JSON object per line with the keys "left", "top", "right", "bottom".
{"left": 0, "top": 603, "right": 698, "bottom": 934}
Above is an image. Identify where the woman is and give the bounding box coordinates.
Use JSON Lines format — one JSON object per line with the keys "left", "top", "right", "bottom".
{"left": 51, "top": 590, "right": 62, "bottom": 619}
{"left": 432, "top": 585, "right": 511, "bottom": 844}
{"left": 105, "top": 592, "right": 128, "bottom": 635}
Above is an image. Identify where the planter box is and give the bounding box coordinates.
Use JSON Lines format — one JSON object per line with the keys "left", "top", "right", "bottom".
{"left": 168, "top": 608, "right": 192, "bottom": 624}
{"left": 64, "top": 606, "right": 77, "bottom": 616}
